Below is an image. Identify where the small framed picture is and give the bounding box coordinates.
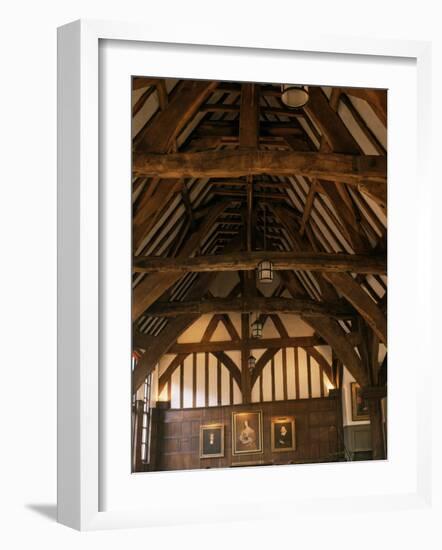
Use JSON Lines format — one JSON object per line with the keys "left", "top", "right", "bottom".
{"left": 232, "top": 411, "right": 263, "bottom": 455}
{"left": 351, "top": 382, "right": 370, "bottom": 421}
{"left": 271, "top": 417, "right": 296, "bottom": 452}
{"left": 199, "top": 424, "right": 224, "bottom": 458}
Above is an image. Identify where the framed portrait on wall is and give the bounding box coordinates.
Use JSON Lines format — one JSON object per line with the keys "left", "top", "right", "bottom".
{"left": 351, "top": 382, "right": 370, "bottom": 421}
{"left": 199, "top": 424, "right": 224, "bottom": 458}
{"left": 271, "top": 417, "right": 296, "bottom": 452}
{"left": 232, "top": 411, "right": 263, "bottom": 455}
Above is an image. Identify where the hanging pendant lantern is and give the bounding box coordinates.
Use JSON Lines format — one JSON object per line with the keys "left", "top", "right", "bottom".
{"left": 251, "top": 317, "right": 263, "bottom": 339}
{"left": 257, "top": 259, "right": 274, "bottom": 283}
{"left": 281, "top": 84, "right": 309, "bottom": 109}
{"left": 248, "top": 354, "right": 256, "bottom": 372}
{"left": 257, "top": 202, "right": 274, "bottom": 284}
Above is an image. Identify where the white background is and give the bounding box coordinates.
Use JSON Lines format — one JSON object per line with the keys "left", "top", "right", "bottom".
{"left": 1, "top": 1, "right": 441, "bottom": 548}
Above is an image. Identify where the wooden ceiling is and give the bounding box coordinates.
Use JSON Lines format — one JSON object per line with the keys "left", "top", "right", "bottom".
{"left": 131, "top": 78, "right": 387, "bottom": 395}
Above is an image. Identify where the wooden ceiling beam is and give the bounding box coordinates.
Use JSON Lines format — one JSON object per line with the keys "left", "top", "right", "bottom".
{"left": 169, "top": 336, "right": 324, "bottom": 354}
{"left": 133, "top": 80, "right": 219, "bottom": 249}
{"left": 303, "top": 315, "right": 368, "bottom": 386}
{"left": 357, "top": 180, "right": 387, "bottom": 212}
{"left": 145, "top": 296, "right": 354, "bottom": 319}
{"left": 132, "top": 237, "right": 243, "bottom": 389}
{"left": 133, "top": 178, "right": 182, "bottom": 250}
{"left": 301, "top": 88, "right": 373, "bottom": 251}
{"left": 211, "top": 189, "right": 287, "bottom": 200}
{"left": 133, "top": 250, "right": 386, "bottom": 275}
{"left": 304, "top": 87, "right": 362, "bottom": 154}
{"left": 184, "top": 136, "right": 288, "bottom": 151}
{"left": 133, "top": 149, "right": 387, "bottom": 185}
{"left": 340, "top": 88, "right": 387, "bottom": 126}
{"left": 132, "top": 200, "right": 230, "bottom": 320}
{"left": 267, "top": 202, "right": 339, "bottom": 301}
{"left": 193, "top": 120, "right": 305, "bottom": 138}
{"left": 132, "top": 273, "right": 216, "bottom": 390}
{"left": 275, "top": 246, "right": 368, "bottom": 386}
{"left": 135, "top": 80, "right": 219, "bottom": 153}
{"left": 132, "top": 77, "right": 158, "bottom": 90}
{"left": 324, "top": 272, "right": 387, "bottom": 344}
{"left": 239, "top": 83, "right": 260, "bottom": 149}
{"left": 203, "top": 179, "right": 291, "bottom": 189}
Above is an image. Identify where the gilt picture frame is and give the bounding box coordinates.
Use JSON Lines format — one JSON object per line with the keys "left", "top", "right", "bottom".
{"left": 57, "top": 18, "right": 433, "bottom": 531}
{"left": 200, "top": 424, "right": 225, "bottom": 458}
{"left": 351, "top": 382, "right": 370, "bottom": 422}
{"left": 271, "top": 417, "right": 296, "bottom": 452}
{"left": 232, "top": 411, "right": 263, "bottom": 455}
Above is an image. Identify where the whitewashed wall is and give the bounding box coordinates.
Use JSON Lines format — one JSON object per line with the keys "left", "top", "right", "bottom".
{"left": 149, "top": 313, "right": 334, "bottom": 408}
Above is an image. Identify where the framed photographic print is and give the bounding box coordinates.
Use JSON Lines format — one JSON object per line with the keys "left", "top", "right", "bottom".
{"left": 351, "top": 382, "right": 370, "bottom": 422}
{"left": 232, "top": 411, "right": 263, "bottom": 455}
{"left": 57, "top": 18, "right": 433, "bottom": 531}
{"left": 200, "top": 424, "right": 224, "bottom": 458}
{"left": 271, "top": 417, "right": 296, "bottom": 452}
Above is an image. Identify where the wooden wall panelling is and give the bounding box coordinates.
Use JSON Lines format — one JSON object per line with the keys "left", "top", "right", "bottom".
{"left": 151, "top": 396, "right": 343, "bottom": 472}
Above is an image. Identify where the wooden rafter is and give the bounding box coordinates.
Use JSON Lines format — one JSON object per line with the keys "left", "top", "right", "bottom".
{"left": 340, "top": 87, "right": 387, "bottom": 126}
{"left": 145, "top": 296, "right": 354, "bottom": 319}
{"left": 302, "top": 315, "right": 368, "bottom": 386}
{"left": 168, "top": 336, "right": 324, "bottom": 354}
{"left": 302, "top": 87, "right": 375, "bottom": 251}
{"left": 136, "top": 80, "right": 219, "bottom": 153}
{"left": 131, "top": 80, "right": 388, "bottom": 399}
{"left": 133, "top": 80, "right": 218, "bottom": 249}
{"left": 132, "top": 274, "right": 214, "bottom": 390}
{"left": 133, "top": 149, "right": 387, "bottom": 185}
{"left": 323, "top": 272, "right": 387, "bottom": 344}
{"left": 132, "top": 200, "right": 230, "bottom": 320}
{"left": 133, "top": 239, "right": 243, "bottom": 390}
{"left": 133, "top": 250, "right": 386, "bottom": 275}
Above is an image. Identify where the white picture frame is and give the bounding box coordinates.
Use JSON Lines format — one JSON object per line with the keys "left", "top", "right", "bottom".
{"left": 57, "top": 19, "right": 433, "bottom": 531}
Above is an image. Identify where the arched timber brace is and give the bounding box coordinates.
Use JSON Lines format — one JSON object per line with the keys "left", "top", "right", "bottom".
{"left": 323, "top": 272, "right": 387, "bottom": 345}
{"left": 157, "top": 351, "right": 242, "bottom": 397}
{"left": 302, "top": 315, "right": 368, "bottom": 387}
{"left": 133, "top": 237, "right": 244, "bottom": 390}
{"left": 157, "top": 354, "right": 189, "bottom": 396}
{"left": 249, "top": 313, "right": 334, "bottom": 389}
{"left": 133, "top": 272, "right": 215, "bottom": 391}
{"left": 251, "top": 348, "right": 280, "bottom": 387}
{"left": 250, "top": 345, "right": 334, "bottom": 389}
{"left": 210, "top": 351, "right": 242, "bottom": 389}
